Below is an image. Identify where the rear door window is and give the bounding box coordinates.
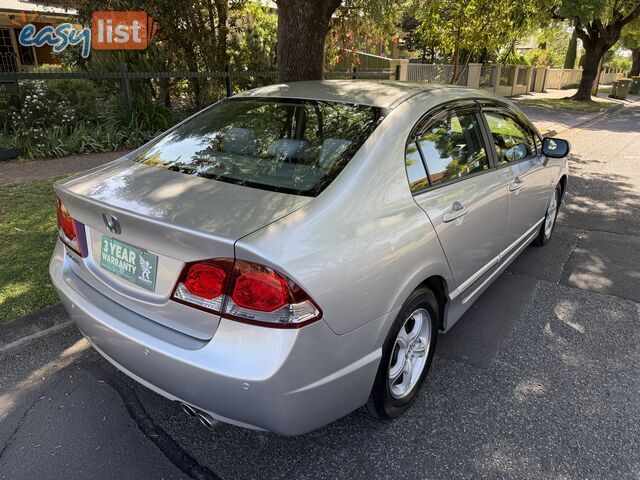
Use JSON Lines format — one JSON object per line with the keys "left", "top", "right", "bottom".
{"left": 134, "top": 99, "right": 383, "bottom": 196}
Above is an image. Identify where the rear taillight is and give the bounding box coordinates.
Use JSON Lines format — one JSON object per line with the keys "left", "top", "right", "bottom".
{"left": 173, "top": 259, "right": 233, "bottom": 312}
{"left": 171, "top": 259, "right": 322, "bottom": 328}
{"left": 56, "top": 198, "right": 81, "bottom": 255}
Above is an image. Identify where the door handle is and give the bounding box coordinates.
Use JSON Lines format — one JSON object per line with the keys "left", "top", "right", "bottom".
{"left": 442, "top": 201, "right": 468, "bottom": 223}
{"left": 509, "top": 176, "right": 524, "bottom": 192}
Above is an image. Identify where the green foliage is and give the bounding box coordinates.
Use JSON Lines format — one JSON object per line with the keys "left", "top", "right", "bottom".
{"left": 409, "top": 0, "right": 545, "bottom": 80}
{"left": 399, "top": 12, "right": 439, "bottom": 62}
{"left": 620, "top": 17, "right": 640, "bottom": 50}
{"left": 0, "top": 178, "right": 60, "bottom": 324}
{"left": 76, "top": 0, "right": 229, "bottom": 71}
{"left": 551, "top": 0, "right": 640, "bottom": 99}
{"left": 564, "top": 28, "right": 578, "bottom": 68}
{"left": 0, "top": 124, "right": 158, "bottom": 159}
{"left": 517, "top": 97, "right": 618, "bottom": 111}
{"left": 560, "top": 82, "right": 581, "bottom": 89}
{"left": 2, "top": 78, "right": 168, "bottom": 159}
{"left": 555, "top": 0, "right": 637, "bottom": 26}
{"left": 10, "top": 81, "right": 77, "bottom": 130}
{"left": 523, "top": 24, "right": 577, "bottom": 67}
{"left": 326, "top": 0, "right": 404, "bottom": 66}
{"left": 603, "top": 50, "right": 632, "bottom": 71}
{"left": 229, "top": 2, "right": 278, "bottom": 72}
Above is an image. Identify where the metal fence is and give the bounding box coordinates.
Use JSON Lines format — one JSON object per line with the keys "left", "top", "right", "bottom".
{"left": 407, "top": 63, "right": 468, "bottom": 85}
{"left": 479, "top": 65, "right": 495, "bottom": 87}
{"left": 1, "top": 59, "right": 623, "bottom": 118}
{"left": 0, "top": 64, "right": 281, "bottom": 119}
{"left": 0, "top": 60, "right": 396, "bottom": 120}
{"left": 499, "top": 66, "right": 515, "bottom": 86}
{"left": 0, "top": 52, "right": 18, "bottom": 73}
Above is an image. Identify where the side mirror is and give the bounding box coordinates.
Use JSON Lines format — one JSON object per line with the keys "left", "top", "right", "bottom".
{"left": 542, "top": 137, "right": 570, "bottom": 158}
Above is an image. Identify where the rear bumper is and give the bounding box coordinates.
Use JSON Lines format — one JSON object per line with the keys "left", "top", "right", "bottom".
{"left": 50, "top": 241, "right": 389, "bottom": 435}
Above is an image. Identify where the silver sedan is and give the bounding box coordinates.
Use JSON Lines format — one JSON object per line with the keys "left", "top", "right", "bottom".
{"left": 50, "top": 81, "right": 569, "bottom": 435}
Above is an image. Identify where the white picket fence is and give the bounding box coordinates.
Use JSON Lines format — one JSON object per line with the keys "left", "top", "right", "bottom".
{"left": 545, "top": 69, "right": 583, "bottom": 89}
{"left": 600, "top": 68, "right": 626, "bottom": 84}
{"left": 346, "top": 56, "right": 627, "bottom": 96}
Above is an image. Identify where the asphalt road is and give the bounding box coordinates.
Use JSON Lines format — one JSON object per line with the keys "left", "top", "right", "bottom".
{"left": 1, "top": 103, "right": 639, "bottom": 480}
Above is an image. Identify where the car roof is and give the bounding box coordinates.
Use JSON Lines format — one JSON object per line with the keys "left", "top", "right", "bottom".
{"left": 234, "top": 80, "right": 504, "bottom": 110}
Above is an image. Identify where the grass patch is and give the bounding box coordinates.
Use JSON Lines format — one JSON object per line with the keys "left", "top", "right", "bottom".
{"left": 0, "top": 177, "right": 61, "bottom": 324}
{"left": 518, "top": 97, "right": 618, "bottom": 112}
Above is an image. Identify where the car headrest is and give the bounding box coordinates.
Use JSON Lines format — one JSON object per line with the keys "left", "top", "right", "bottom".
{"left": 319, "top": 139, "right": 352, "bottom": 168}
{"left": 222, "top": 128, "right": 258, "bottom": 155}
{"left": 266, "top": 139, "right": 310, "bottom": 160}
{"left": 505, "top": 144, "right": 528, "bottom": 162}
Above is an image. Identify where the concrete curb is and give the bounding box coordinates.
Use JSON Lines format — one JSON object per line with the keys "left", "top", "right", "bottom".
{"left": 0, "top": 303, "right": 73, "bottom": 355}
{"left": 548, "top": 103, "right": 626, "bottom": 136}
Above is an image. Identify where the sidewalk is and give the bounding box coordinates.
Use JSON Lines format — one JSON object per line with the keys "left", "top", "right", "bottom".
{"left": 511, "top": 87, "right": 637, "bottom": 136}
{"left": 0, "top": 150, "right": 129, "bottom": 186}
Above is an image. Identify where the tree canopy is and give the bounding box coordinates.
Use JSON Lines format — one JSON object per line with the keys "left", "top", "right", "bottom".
{"left": 620, "top": 16, "right": 640, "bottom": 49}
{"left": 620, "top": 17, "right": 640, "bottom": 75}
{"left": 552, "top": 0, "right": 640, "bottom": 99}
{"left": 406, "top": 0, "right": 547, "bottom": 82}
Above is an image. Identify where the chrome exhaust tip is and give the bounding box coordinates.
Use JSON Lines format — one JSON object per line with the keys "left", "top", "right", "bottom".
{"left": 180, "top": 402, "right": 197, "bottom": 418}
{"left": 197, "top": 412, "right": 216, "bottom": 430}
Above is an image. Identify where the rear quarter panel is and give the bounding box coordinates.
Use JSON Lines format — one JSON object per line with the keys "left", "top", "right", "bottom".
{"left": 236, "top": 96, "right": 457, "bottom": 335}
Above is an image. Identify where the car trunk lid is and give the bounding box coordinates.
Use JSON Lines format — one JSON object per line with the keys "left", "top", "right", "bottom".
{"left": 55, "top": 159, "right": 311, "bottom": 339}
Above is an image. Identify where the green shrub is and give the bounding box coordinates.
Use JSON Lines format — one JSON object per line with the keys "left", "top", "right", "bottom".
{"left": 10, "top": 80, "right": 76, "bottom": 130}
{"left": 46, "top": 79, "right": 107, "bottom": 123}
{"left": 1, "top": 124, "right": 159, "bottom": 159}
{"left": 2, "top": 78, "right": 174, "bottom": 159}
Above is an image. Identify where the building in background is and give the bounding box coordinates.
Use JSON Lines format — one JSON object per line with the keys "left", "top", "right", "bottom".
{"left": 0, "top": 0, "right": 77, "bottom": 72}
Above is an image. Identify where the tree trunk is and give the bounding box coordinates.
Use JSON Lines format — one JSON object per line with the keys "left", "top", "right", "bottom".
{"left": 276, "top": 0, "right": 341, "bottom": 82}
{"left": 159, "top": 77, "right": 171, "bottom": 108}
{"left": 631, "top": 48, "right": 640, "bottom": 77}
{"left": 214, "top": 0, "right": 229, "bottom": 71}
{"left": 572, "top": 41, "right": 606, "bottom": 101}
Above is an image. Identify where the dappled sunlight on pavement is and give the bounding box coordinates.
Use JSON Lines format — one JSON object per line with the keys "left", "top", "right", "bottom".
{"left": 0, "top": 338, "right": 89, "bottom": 421}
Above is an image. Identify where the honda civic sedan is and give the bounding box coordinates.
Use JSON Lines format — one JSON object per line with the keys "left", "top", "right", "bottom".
{"left": 50, "top": 80, "right": 569, "bottom": 435}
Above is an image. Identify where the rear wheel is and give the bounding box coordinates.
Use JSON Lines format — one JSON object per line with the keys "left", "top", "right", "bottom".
{"left": 534, "top": 184, "right": 561, "bottom": 246}
{"left": 366, "top": 287, "right": 438, "bottom": 419}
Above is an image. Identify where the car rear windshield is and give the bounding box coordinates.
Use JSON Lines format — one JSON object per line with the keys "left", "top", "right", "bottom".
{"left": 133, "top": 98, "right": 384, "bottom": 196}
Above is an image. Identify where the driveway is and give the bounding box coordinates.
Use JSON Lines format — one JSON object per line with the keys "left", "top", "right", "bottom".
{"left": 1, "top": 104, "right": 639, "bottom": 480}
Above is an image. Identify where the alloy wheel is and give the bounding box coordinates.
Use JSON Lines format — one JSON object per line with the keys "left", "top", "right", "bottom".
{"left": 388, "top": 308, "right": 432, "bottom": 399}
{"left": 544, "top": 189, "right": 560, "bottom": 238}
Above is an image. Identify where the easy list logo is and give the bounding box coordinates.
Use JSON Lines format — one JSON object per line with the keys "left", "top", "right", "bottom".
{"left": 16, "top": 11, "right": 158, "bottom": 59}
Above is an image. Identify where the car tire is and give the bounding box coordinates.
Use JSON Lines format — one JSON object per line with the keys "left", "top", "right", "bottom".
{"left": 534, "top": 184, "right": 562, "bottom": 246}
{"left": 366, "top": 287, "right": 438, "bottom": 419}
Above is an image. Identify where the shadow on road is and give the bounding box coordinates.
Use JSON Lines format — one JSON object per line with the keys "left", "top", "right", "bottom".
{"left": 559, "top": 160, "right": 640, "bottom": 237}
